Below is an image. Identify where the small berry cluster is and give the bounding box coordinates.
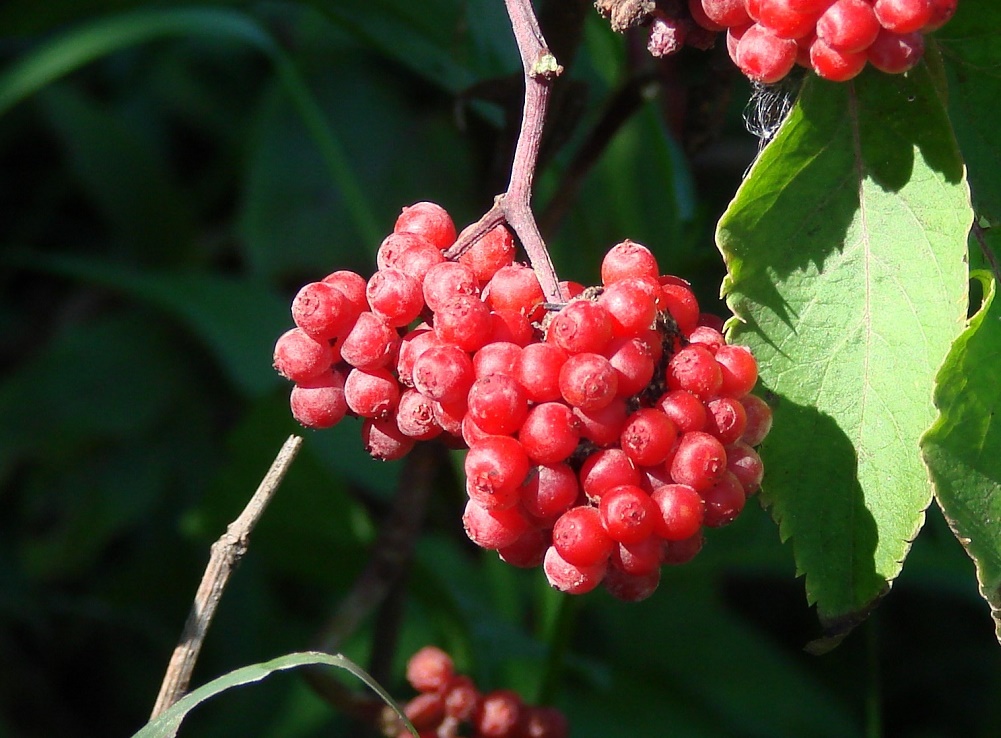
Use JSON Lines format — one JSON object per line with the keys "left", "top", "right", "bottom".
{"left": 598, "top": 0, "right": 958, "bottom": 83}
{"left": 396, "top": 646, "right": 567, "bottom": 738}
{"left": 273, "top": 202, "right": 772, "bottom": 601}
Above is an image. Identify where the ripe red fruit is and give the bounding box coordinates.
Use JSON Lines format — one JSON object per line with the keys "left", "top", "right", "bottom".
{"left": 599, "top": 484, "right": 658, "bottom": 544}
{"left": 466, "top": 374, "right": 529, "bottom": 436}
{"left": 604, "top": 336, "right": 656, "bottom": 398}
{"left": 322, "top": 270, "right": 368, "bottom": 314}
{"left": 434, "top": 293, "right": 492, "bottom": 352}
{"left": 810, "top": 36, "right": 868, "bottom": 80}
{"left": 598, "top": 278, "right": 658, "bottom": 336}
{"left": 603, "top": 564, "right": 661, "bottom": 603}
{"left": 559, "top": 352, "right": 618, "bottom": 411}
{"left": 443, "top": 675, "right": 481, "bottom": 720}
{"left": 344, "top": 367, "right": 400, "bottom": 419}
{"left": 726, "top": 440, "right": 765, "bottom": 494}
{"left": 866, "top": 28, "right": 924, "bottom": 73}
{"left": 650, "top": 483, "right": 705, "bottom": 540}
{"left": 874, "top": 0, "right": 933, "bottom": 33}
{"left": 688, "top": 0, "right": 725, "bottom": 31}
{"left": 700, "top": 0, "right": 752, "bottom": 28}
{"left": 737, "top": 23, "right": 799, "bottom": 82}
{"left": 458, "top": 224, "right": 516, "bottom": 283}
{"left": 339, "top": 312, "right": 400, "bottom": 370}
{"left": 365, "top": 267, "right": 424, "bottom": 327}
{"left": 485, "top": 264, "right": 545, "bottom": 319}
{"left": 611, "top": 535, "right": 664, "bottom": 575}
{"left": 290, "top": 370, "right": 348, "bottom": 429}
{"left": 714, "top": 344, "right": 759, "bottom": 397}
{"left": 403, "top": 692, "right": 445, "bottom": 731}
{"left": 412, "top": 344, "right": 475, "bottom": 404}
{"left": 361, "top": 416, "right": 415, "bottom": 460}
{"left": 550, "top": 300, "right": 614, "bottom": 354}
{"left": 488, "top": 309, "right": 535, "bottom": 346}
{"left": 474, "top": 690, "right": 523, "bottom": 738}
{"left": 817, "top": 0, "right": 881, "bottom": 52}
{"left": 700, "top": 470, "right": 746, "bottom": 527}
{"left": 574, "top": 397, "right": 629, "bottom": 447}
{"left": 667, "top": 344, "right": 723, "bottom": 398}
{"left": 464, "top": 435, "right": 531, "bottom": 508}
{"left": 394, "top": 201, "right": 457, "bottom": 250}
{"left": 463, "top": 499, "right": 531, "bottom": 549}
{"left": 396, "top": 327, "right": 438, "bottom": 387}
{"left": 522, "top": 705, "right": 569, "bottom": 738}
{"left": 423, "top": 262, "right": 479, "bottom": 312}
{"left": 670, "top": 431, "right": 728, "bottom": 490}
{"left": 620, "top": 408, "right": 679, "bottom": 466}
{"left": 757, "top": 0, "right": 823, "bottom": 39}
{"left": 662, "top": 531, "right": 705, "bottom": 565}
{"left": 579, "top": 448, "right": 641, "bottom": 502}
{"left": 406, "top": 645, "right": 455, "bottom": 693}
{"left": 519, "top": 402, "right": 581, "bottom": 464}
{"left": 543, "top": 545, "right": 607, "bottom": 594}
{"left": 377, "top": 231, "right": 435, "bottom": 271}
{"left": 600, "top": 240, "right": 659, "bottom": 285}
{"left": 498, "top": 527, "right": 550, "bottom": 568}
{"left": 656, "top": 389, "right": 708, "bottom": 433}
{"left": 291, "top": 281, "right": 357, "bottom": 341}
{"left": 395, "top": 389, "right": 443, "bottom": 440}
{"left": 740, "top": 393, "right": 774, "bottom": 446}
{"left": 705, "top": 396, "right": 748, "bottom": 445}
{"left": 395, "top": 238, "right": 446, "bottom": 280}
{"left": 519, "top": 463, "right": 580, "bottom": 523}
{"left": 517, "top": 342, "right": 569, "bottom": 403}
{"left": 922, "top": 0, "right": 956, "bottom": 31}
{"left": 553, "top": 505, "right": 615, "bottom": 567}
{"left": 273, "top": 327, "right": 335, "bottom": 382}
{"left": 473, "top": 341, "right": 523, "bottom": 379}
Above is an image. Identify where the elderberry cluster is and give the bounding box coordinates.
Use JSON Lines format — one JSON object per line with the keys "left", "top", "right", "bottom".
{"left": 600, "top": 0, "right": 958, "bottom": 83}
{"left": 272, "top": 201, "right": 772, "bottom": 602}
{"left": 397, "top": 646, "right": 567, "bottom": 738}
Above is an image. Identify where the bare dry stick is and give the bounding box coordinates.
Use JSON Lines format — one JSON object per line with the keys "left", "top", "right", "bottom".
{"left": 149, "top": 434, "right": 304, "bottom": 719}
{"left": 445, "top": 0, "right": 568, "bottom": 304}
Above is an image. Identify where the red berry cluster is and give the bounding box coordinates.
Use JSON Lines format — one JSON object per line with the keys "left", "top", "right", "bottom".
{"left": 273, "top": 202, "right": 772, "bottom": 602}
{"left": 699, "top": 0, "right": 956, "bottom": 82}
{"left": 397, "top": 646, "right": 567, "bottom": 738}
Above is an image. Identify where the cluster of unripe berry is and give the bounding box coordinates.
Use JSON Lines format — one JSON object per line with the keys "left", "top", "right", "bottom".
{"left": 600, "top": 0, "right": 957, "bottom": 83}
{"left": 393, "top": 645, "right": 567, "bottom": 738}
{"left": 273, "top": 201, "right": 771, "bottom": 601}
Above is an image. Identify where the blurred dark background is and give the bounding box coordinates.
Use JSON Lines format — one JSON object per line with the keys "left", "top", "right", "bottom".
{"left": 1, "top": 2, "right": 998, "bottom": 737}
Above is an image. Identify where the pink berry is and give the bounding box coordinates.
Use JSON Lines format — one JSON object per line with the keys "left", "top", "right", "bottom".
{"left": 519, "top": 463, "right": 580, "bottom": 523}
{"left": 394, "top": 201, "right": 456, "bottom": 250}
{"left": 559, "top": 352, "right": 618, "bottom": 411}
{"left": 485, "top": 264, "right": 545, "bottom": 320}
{"left": 273, "top": 327, "right": 335, "bottom": 382}
{"left": 464, "top": 435, "right": 531, "bottom": 507}
{"left": 463, "top": 499, "right": 530, "bottom": 550}
{"left": 365, "top": 268, "right": 424, "bottom": 327}
{"left": 620, "top": 408, "right": 679, "bottom": 467}
{"left": 601, "top": 240, "right": 659, "bottom": 285}
{"left": 599, "top": 484, "right": 658, "bottom": 544}
{"left": 433, "top": 293, "right": 493, "bottom": 352}
{"left": 406, "top": 646, "right": 454, "bottom": 693}
{"left": 339, "top": 312, "right": 400, "bottom": 370}
{"left": 650, "top": 483, "right": 705, "bottom": 540}
{"left": 289, "top": 369, "right": 348, "bottom": 429}
{"left": 726, "top": 440, "right": 765, "bottom": 494}
{"left": 395, "top": 389, "right": 443, "bottom": 440}
{"left": 344, "top": 367, "right": 400, "bottom": 419}
{"left": 519, "top": 402, "right": 581, "bottom": 464}
{"left": 670, "top": 431, "right": 728, "bottom": 490}
{"left": 422, "top": 261, "right": 479, "bottom": 312}
{"left": 817, "top": 0, "right": 881, "bottom": 52}
{"left": 866, "top": 28, "right": 924, "bottom": 73}
{"left": 543, "top": 545, "right": 607, "bottom": 594}
{"left": 466, "top": 374, "right": 529, "bottom": 436}
{"left": 291, "top": 281, "right": 357, "bottom": 341}
{"left": 458, "top": 224, "right": 516, "bottom": 283}
{"left": 412, "top": 344, "right": 475, "bottom": 404}
{"left": 737, "top": 23, "right": 799, "bottom": 82}
{"left": 516, "top": 342, "right": 569, "bottom": 403}
{"left": 361, "top": 416, "right": 415, "bottom": 460}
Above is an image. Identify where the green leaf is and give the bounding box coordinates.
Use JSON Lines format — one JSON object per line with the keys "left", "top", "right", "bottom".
{"left": 717, "top": 67, "right": 970, "bottom": 640}
{"left": 131, "top": 651, "right": 416, "bottom": 738}
{"left": 922, "top": 271, "right": 1001, "bottom": 642}
{"left": 935, "top": 2, "right": 1001, "bottom": 225}
{"left": 8, "top": 251, "right": 288, "bottom": 395}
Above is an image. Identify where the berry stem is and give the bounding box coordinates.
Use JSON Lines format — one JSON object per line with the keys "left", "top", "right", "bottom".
{"left": 446, "top": 0, "right": 568, "bottom": 304}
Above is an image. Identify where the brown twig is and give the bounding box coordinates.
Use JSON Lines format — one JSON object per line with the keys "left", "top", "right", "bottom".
{"left": 150, "top": 434, "right": 304, "bottom": 719}
{"left": 444, "top": 0, "right": 568, "bottom": 304}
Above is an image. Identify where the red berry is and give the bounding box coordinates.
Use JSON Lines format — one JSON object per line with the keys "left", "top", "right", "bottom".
{"left": 550, "top": 300, "right": 614, "bottom": 354}
{"left": 700, "top": 0, "right": 752, "bottom": 28}
{"left": 700, "top": 470, "right": 746, "bottom": 526}
{"left": 422, "top": 261, "right": 479, "bottom": 312}
{"left": 714, "top": 344, "right": 758, "bottom": 397}
{"left": 726, "top": 440, "right": 765, "bottom": 494}
{"left": 660, "top": 280, "right": 701, "bottom": 335}
{"left": 290, "top": 370, "right": 348, "bottom": 429}
{"left": 604, "top": 336, "right": 656, "bottom": 398}
{"left": 458, "top": 224, "right": 516, "bottom": 283}
{"left": 620, "top": 408, "right": 679, "bottom": 466}
{"left": 497, "top": 527, "right": 550, "bottom": 568}
{"left": 403, "top": 692, "right": 445, "bottom": 730}
{"left": 740, "top": 393, "right": 774, "bottom": 446}
{"left": 466, "top": 374, "right": 529, "bottom": 436}
{"left": 553, "top": 505, "right": 615, "bottom": 567}
{"left": 874, "top": 0, "right": 933, "bottom": 33}
{"left": 463, "top": 499, "right": 530, "bottom": 549}
{"left": 406, "top": 645, "right": 455, "bottom": 693}
{"left": 434, "top": 294, "right": 492, "bottom": 352}
{"left": 519, "top": 402, "right": 581, "bottom": 464}
{"left": 670, "top": 431, "right": 728, "bottom": 490}
{"left": 600, "top": 240, "right": 659, "bottom": 285}
{"left": 273, "top": 327, "right": 335, "bottom": 382}
{"left": 922, "top": 0, "right": 956, "bottom": 31}
{"left": 361, "top": 416, "right": 415, "bottom": 460}
{"left": 344, "top": 367, "right": 400, "bottom": 419}
{"left": 866, "top": 28, "right": 924, "bottom": 73}
{"left": 688, "top": 0, "right": 724, "bottom": 31}
{"left": 321, "top": 270, "right": 367, "bottom": 315}
{"left": 650, "top": 483, "right": 705, "bottom": 540}
{"left": 488, "top": 309, "right": 535, "bottom": 346}
{"left": 395, "top": 238, "right": 445, "bottom": 280}
{"left": 473, "top": 341, "right": 523, "bottom": 379}
{"left": 395, "top": 389, "right": 443, "bottom": 440}
{"left": 543, "top": 545, "right": 607, "bottom": 594}
{"left": 485, "top": 264, "right": 545, "bottom": 319}
{"left": 574, "top": 397, "right": 629, "bottom": 448}
{"left": 291, "top": 281, "right": 357, "bottom": 341}
{"left": 412, "top": 344, "right": 475, "bottom": 404}
{"left": 516, "top": 342, "right": 569, "bottom": 403}
{"left": 474, "top": 690, "right": 523, "bottom": 738}
{"left": 579, "top": 448, "right": 641, "bottom": 502}
{"left": 464, "top": 435, "right": 531, "bottom": 507}
{"left": 599, "top": 484, "right": 658, "bottom": 543}
{"left": 687, "top": 325, "right": 726, "bottom": 352}
{"left": 757, "top": 0, "right": 823, "bottom": 39}
{"left": 810, "top": 36, "right": 869, "bottom": 80}
{"left": 397, "top": 327, "right": 438, "bottom": 387}
{"left": 662, "top": 531, "right": 704, "bottom": 565}
{"left": 737, "top": 23, "right": 799, "bottom": 82}
{"left": 559, "top": 352, "right": 618, "bottom": 411}
{"left": 598, "top": 278, "right": 658, "bottom": 336}
{"left": 666, "top": 344, "right": 723, "bottom": 398}
{"left": 377, "top": 231, "right": 435, "bottom": 272}
{"left": 519, "top": 463, "right": 580, "bottom": 523}
{"left": 366, "top": 267, "right": 424, "bottom": 327}
{"left": 339, "top": 312, "right": 400, "bottom": 370}
{"left": 705, "top": 396, "right": 748, "bottom": 445}
{"left": 655, "top": 389, "right": 708, "bottom": 433}
{"left": 443, "top": 675, "right": 481, "bottom": 720}
{"left": 394, "top": 201, "right": 456, "bottom": 250}
{"left": 611, "top": 535, "right": 664, "bottom": 575}
{"left": 817, "top": 0, "right": 881, "bottom": 52}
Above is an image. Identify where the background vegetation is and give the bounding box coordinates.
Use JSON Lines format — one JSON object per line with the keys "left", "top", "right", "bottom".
{"left": 1, "top": 1, "right": 998, "bottom": 737}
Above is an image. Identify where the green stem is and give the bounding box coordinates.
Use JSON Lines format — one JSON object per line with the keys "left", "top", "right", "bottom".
{"left": 534, "top": 590, "right": 578, "bottom": 705}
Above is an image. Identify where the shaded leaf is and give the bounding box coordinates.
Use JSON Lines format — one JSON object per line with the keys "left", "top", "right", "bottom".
{"left": 935, "top": 2, "right": 1001, "bottom": 225}
{"left": 131, "top": 651, "right": 416, "bottom": 738}
{"left": 9, "top": 251, "right": 288, "bottom": 395}
{"left": 717, "top": 67, "right": 970, "bottom": 638}
{"left": 922, "top": 271, "right": 1001, "bottom": 642}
